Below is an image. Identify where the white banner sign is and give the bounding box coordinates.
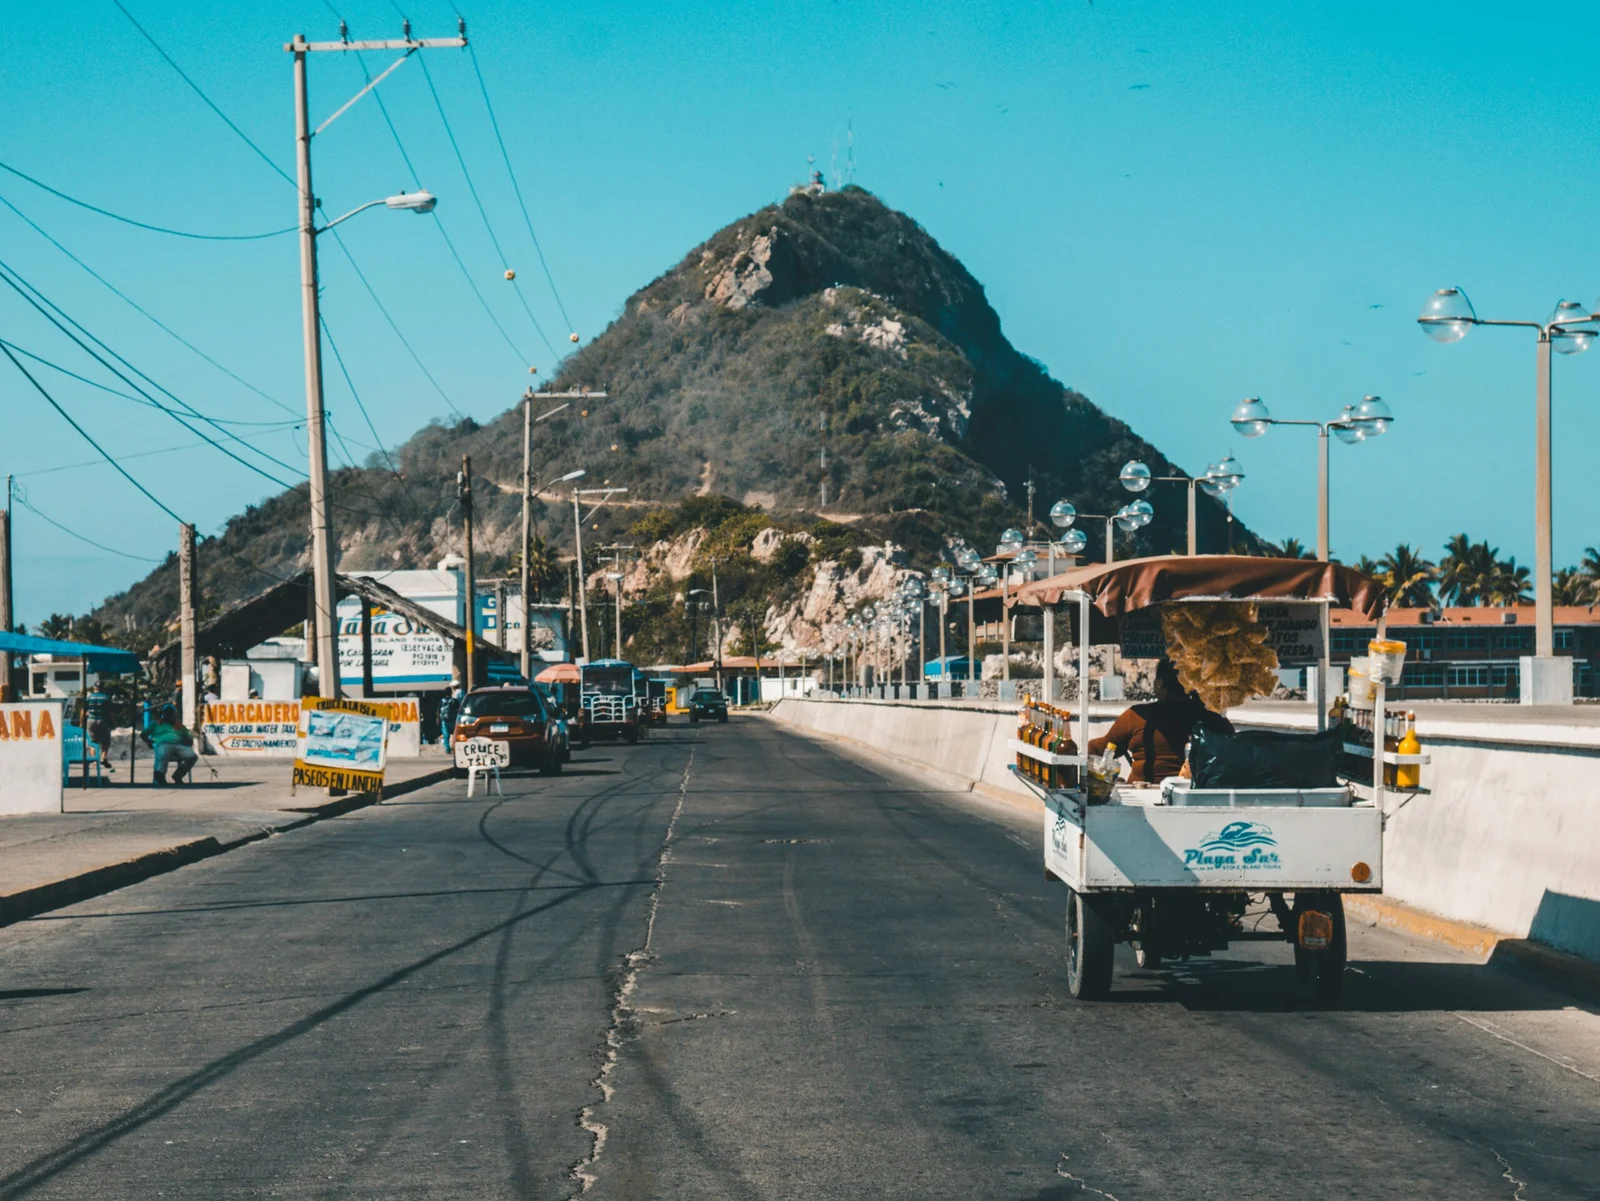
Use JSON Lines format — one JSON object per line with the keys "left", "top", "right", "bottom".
{"left": 0, "top": 702, "right": 65, "bottom": 815}
{"left": 1256, "top": 603, "right": 1327, "bottom": 667}
{"left": 337, "top": 612, "right": 453, "bottom": 690}
{"left": 201, "top": 700, "right": 300, "bottom": 757}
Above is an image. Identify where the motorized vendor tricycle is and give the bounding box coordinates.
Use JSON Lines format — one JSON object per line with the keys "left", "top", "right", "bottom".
{"left": 1007, "top": 555, "right": 1425, "bottom": 1005}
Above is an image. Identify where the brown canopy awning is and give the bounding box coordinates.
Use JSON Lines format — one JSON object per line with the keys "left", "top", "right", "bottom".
{"left": 1009, "top": 554, "right": 1386, "bottom": 620}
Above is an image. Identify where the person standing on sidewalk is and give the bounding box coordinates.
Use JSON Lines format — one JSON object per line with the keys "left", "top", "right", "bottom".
{"left": 142, "top": 705, "right": 198, "bottom": 785}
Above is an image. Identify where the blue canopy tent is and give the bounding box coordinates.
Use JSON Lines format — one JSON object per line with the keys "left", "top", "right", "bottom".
{"left": 0, "top": 631, "right": 140, "bottom": 676}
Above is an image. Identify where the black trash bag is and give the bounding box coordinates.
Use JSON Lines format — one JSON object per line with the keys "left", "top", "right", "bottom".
{"left": 1187, "top": 724, "right": 1344, "bottom": 790}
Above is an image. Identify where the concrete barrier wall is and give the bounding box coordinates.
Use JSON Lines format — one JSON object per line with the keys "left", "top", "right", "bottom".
{"left": 769, "top": 697, "right": 1600, "bottom": 963}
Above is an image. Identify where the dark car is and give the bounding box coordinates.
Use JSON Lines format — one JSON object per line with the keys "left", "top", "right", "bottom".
{"left": 688, "top": 689, "right": 729, "bottom": 723}
{"left": 452, "top": 686, "right": 569, "bottom": 775}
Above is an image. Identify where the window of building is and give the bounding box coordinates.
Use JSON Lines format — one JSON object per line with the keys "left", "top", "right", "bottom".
{"left": 1409, "top": 631, "right": 1441, "bottom": 651}
{"left": 1402, "top": 664, "right": 1445, "bottom": 687}
{"left": 1490, "top": 664, "right": 1520, "bottom": 686}
{"left": 1495, "top": 632, "right": 1527, "bottom": 650}
{"left": 1331, "top": 631, "right": 1367, "bottom": 654}
{"left": 1446, "top": 632, "right": 1486, "bottom": 650}
{"left": 1448, "top": 665, "right": 1489, "bottom": 687}
{"left": 1555, "top": 629, "right": 1575, "bottom": 650}
{"left": 53, "top": 670, "right": 81, "bottom": 683}
{"left": 31, "top": 673, "right": 45, "bottom": 694}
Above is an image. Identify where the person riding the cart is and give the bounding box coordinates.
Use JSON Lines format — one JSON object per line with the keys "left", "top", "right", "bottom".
{"left": 1087, "top": 659, "right": 1233, "bottom": 784}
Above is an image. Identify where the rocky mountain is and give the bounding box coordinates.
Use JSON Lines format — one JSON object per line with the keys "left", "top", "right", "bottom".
{"left": 88, "top": 185, "right": 1259, "bottom": 651}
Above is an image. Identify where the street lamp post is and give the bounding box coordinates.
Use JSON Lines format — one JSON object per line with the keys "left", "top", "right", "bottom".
{"left": 1118, "top": 459, "right": 1245, "bottom": 555}
{"left": 1418, "top": 288, "right": 1597, "bottom": 692}
{"left": 1230, "top": 396, "right": 1391, "bottom": 562}
{"left": 288, "top": 23, "right": 460, "bottom": 701}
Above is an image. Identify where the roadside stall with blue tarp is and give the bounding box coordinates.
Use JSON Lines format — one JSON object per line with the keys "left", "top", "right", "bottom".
{"left": 0, "top": 632, "right": 141, "bottom": 789}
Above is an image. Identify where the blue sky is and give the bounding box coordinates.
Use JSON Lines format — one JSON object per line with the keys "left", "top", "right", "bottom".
{"left": 3, "top": 0, "right": 1598, "bottom": 625}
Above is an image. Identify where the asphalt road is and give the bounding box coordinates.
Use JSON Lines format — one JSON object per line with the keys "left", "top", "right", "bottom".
{"left": 1, "top": 717, "right": 1596, "bottom": 1200}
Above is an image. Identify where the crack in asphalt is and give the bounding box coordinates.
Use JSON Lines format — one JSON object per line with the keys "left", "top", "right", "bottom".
{"left": 1056, "top": 1154, "right": 1121, "bottom": 1199}
{"left": 1492, "top": 1149, "right": 1527, "bottom": 1201}
{"left": 566, "top": 749, "right": 693, "bottom": 1197}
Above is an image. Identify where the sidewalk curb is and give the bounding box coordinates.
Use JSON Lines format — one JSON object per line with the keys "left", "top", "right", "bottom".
{"left": 0, "top": 764, "right": 455, "bottom": 928}
{"left": 1345, "top": 894, "right": 1600, "bottom": 1001}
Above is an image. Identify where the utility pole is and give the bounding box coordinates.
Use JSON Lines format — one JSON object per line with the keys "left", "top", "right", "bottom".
{"left": 287, "top": 20, "right": 465, "bottom": 704}
{"left": 459, "top": 456, "right": 477, "bottom": 692}
{"left": 711, "top": 557, "right": 723, "bottom": 693}
{"left": 1026, "top": 466, "right": 1036, "bottom": 537}
{"left": 520, "top": 388, "right": 606, "bottom": 679}
{"left": 179, "top": 523, "right": 197, "bottom": 727}
{"left": 601, "top": 544, "right": 635, "bottom": 659}
{"left": 0, "top": 475, "right": 13, "bottom": 700}
{"left": 571, "top": 486, "right": 627, "bottom": 663}
{"left": 572, "top": 491, "right": 589, "bottom": 662}
{"left": 520, "top": 395, "right": 533, "bottom": 679}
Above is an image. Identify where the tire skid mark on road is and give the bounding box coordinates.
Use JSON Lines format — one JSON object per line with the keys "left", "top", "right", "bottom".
{"left": 314, "top": 740, "right": 695, "bottom": 1195}
{"left": 567, "top": 748, "right": 694, "bottom": 1197}
{"left": 782, "top": 849, "right": 837, "bottom": 1046}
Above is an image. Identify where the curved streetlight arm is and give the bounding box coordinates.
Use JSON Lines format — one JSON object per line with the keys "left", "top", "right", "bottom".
{"left": 316, "top": 198, "right": 386, "bottom": 233}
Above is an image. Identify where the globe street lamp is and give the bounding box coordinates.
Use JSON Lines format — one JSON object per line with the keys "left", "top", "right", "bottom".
{"left": 1119, "top": 458, "right": 1247, "bottom": 555}
{"left": 1418, "top": 287, "right": 1599, "bottom": 689}
{"left": 1229, "top": 395, "right": 1392, "bottom": 561}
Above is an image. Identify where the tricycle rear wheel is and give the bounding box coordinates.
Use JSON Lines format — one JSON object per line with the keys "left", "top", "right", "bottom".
{"left": 1066, "top": 889, "right": 1115, "bottom": 1000}
{"left": 1290, "top": 891, "right": 1347, "bottom": 1006}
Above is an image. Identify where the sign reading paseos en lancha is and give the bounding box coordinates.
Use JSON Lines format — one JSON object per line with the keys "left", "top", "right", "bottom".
{"left": 291, "top": 697, "right": 394, "bottom": 795}
{"left": 201, "top": 700, "right": 300, "bottom": 757}
{"left": 203, "top": 697, "right": 421, "bottom": 758}
{"left": 0, "top": 702, "right": 65, "bottom": 815}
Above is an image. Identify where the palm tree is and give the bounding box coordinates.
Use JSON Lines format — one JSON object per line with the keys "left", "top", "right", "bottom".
{"left": 36, "top": 613, "right": 73, "bottom": 641}
{"left": 1553, "top": 567, "right": 1590, "bottom": 606}
{"left": 1275, "top": 537, "right": 1316, "bottom": 560}
{"left": 1378, "top": 544, "right": 1437, "bottom": 608}
{"left": 1487, "top": 557, "right": 1532, "bottom": 606}
{"left": 1579, "top": 546, "right": 1600, "bottom": 601}
{"left": 1438, "top": 535, "right": 1498, "bottom": 605}
{"left": 1353, "top": 555, "right": 1382, "bottom": 579}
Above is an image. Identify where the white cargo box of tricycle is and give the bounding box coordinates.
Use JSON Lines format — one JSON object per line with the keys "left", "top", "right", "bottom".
{"left": 1044, "top": 788, "right": 1382, "bottom": 892}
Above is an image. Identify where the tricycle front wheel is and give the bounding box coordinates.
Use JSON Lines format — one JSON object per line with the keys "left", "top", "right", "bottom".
{"left": 1066, "top": 889, "right": 1115, "bottom": 1000}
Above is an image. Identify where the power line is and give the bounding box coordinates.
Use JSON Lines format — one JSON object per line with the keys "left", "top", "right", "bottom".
{"left": 466, "top": 41, "right": 577, "bottom": 336}
{"left": 415, "top": 53, "right": 559, "bottom": 360}
{"left": 108, "top": 0, "right": 295, "bottom": 189}
{"left": 320, "top": 224, "right": 465, "bottom": 418}
{"left": 0, "top": 260, "right": 303, "bottom": 489}
{"left": 14, "top": 441, "right": 212, "bottom": 479}
{"left": 0, "top": 190, "right": 300, "bottom": 417}
{"left": 11, "top": 486, "right": 165, "bottom": 563}
{"left": 355, "top": 51, "right": 534, "bottom": 369}
{"left": 320, "top": 316, "right": 427, "bottom": 523}
{"left": 0, "top": 341, "right": 183, "bottom": 523}
{"left": 0, "top": 159, "right": 294, "bottom": 241}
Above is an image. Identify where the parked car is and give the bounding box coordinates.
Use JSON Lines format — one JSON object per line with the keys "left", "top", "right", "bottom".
{"left": 688, "top": 689, "right": 729, "bottom": 723}
{"left": 452, "top": 686, "right": 569, "bottom": 775}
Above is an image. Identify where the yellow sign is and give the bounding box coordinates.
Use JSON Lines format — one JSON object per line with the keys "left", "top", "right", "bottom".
{"left": 292, "top": 696, "right": 395, "bottom": 797}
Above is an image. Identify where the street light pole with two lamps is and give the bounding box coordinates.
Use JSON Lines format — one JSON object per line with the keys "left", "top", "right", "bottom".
{"left": 1418, "top": 288, "right": 1597, "bottom": 698}
{"left": 1228, "top": 395, "right": 1392, "bottom": 562}
{"left": 1116, "top": 459, "right": 1245, "bottom": 555}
